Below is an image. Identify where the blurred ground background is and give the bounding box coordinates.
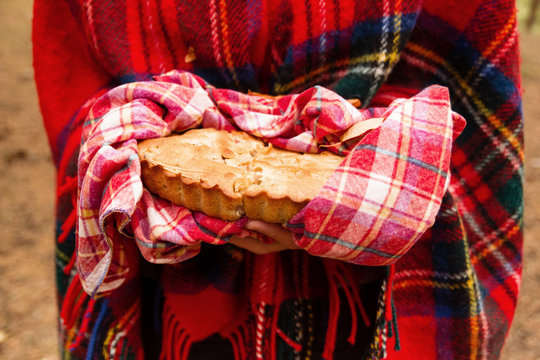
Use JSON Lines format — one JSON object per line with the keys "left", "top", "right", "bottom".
{"left": 0, "top": 0, "right": 538, "bottom": 359}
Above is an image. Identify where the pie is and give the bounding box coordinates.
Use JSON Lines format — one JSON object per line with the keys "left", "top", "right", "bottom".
{"left": 138, "top": 128, "right": 344, "bottom": 223}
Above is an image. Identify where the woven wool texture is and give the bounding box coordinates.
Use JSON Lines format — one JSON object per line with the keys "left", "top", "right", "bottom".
{"left": 33, "top": 0, "right": 523, "bottom": 359}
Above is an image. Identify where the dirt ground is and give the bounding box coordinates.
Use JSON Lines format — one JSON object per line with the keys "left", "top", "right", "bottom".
{"left": 0, "top": 0, "right": 538, "bottom": 359}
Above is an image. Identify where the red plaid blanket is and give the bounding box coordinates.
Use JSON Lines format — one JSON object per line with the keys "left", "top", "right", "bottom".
{"left": 34, "top": 0, "right": 522, "bottom": 358}
{"left": 77, "top": 70, "right": 465, "bottom": 296}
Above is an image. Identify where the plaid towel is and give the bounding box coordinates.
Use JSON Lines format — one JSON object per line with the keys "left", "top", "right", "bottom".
{"left": 77, "top": 70, "right": 464, "bottom": 296}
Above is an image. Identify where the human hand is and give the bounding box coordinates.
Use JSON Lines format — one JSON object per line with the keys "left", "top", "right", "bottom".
{"left": 228, "top": 220, "right": 301, "bottom": 254}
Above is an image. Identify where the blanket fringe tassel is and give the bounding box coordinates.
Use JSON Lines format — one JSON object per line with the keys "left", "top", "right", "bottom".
{"left": 159, "top": 257, "right": 394, "bottom": 360}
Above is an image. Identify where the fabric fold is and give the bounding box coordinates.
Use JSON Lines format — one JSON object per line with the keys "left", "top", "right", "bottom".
{"left": 288, "top": 86, "right": 466, "bottom": 265}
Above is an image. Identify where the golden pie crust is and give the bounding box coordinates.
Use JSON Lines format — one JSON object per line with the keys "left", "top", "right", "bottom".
{"left": 138, "top": 128, "right": 344, "bottom": 223}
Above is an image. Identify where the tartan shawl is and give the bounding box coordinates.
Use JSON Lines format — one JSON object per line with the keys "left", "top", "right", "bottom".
{"left": 33, "top": 0, "right": 523, "bottom": 359}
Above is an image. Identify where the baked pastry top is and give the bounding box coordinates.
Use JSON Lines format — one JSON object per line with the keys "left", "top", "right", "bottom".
{"left": 138, "top": 128, "right": 344, "bottom": 223}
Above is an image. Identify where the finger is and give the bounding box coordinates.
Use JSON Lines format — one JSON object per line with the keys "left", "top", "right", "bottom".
{"left": 228, "top": 236, "right": 289, "bottom": 255}
{"left": 245, "top": 220, "right": 300, "bottom": 249}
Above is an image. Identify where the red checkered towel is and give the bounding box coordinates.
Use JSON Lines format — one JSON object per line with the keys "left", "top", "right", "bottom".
{"left": 77, "top": 70, "right": 465, "bottom": 296}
